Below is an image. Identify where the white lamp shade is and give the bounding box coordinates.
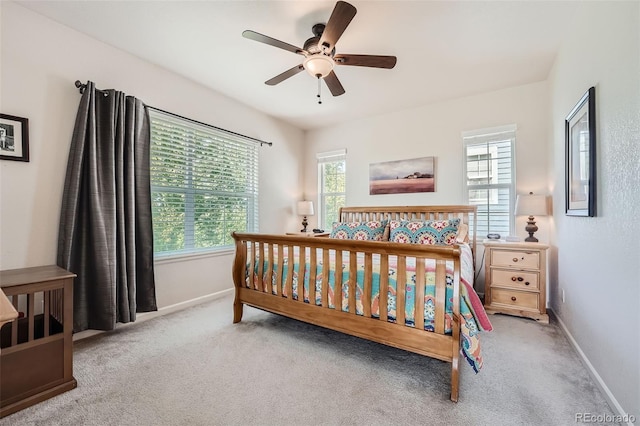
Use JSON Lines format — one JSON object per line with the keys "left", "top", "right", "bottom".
{"left": 515, "top": 194, "right": 547, "bottom": 216}
{"left": 303, "top": 54, "right": 335, "bottom": 78}
{"left": 297, "top": 201, "right": 315, "bottom": 216}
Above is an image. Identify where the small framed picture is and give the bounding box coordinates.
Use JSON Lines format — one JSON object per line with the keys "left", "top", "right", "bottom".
{"left": 565, "top": 87, "right": 596, "bottom": 217}
{"left": 0, "top": 114, "right": 30, "bottom": 162}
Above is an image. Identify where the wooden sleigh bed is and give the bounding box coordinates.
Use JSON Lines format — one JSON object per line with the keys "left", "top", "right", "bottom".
{"left": 231, "top": 205, "right": 483, "bottom": 402}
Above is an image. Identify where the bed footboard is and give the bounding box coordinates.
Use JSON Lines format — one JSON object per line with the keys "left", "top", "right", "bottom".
{"left": 231, "top": 232, "right": 463, "bottom": 401}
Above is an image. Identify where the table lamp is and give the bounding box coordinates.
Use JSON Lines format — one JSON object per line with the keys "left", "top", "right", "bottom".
{"left": 515, "top": 192, "right": 547, "bottom": 242}
{"left": 297, "top": 201, "right": 314, "bottom": 232}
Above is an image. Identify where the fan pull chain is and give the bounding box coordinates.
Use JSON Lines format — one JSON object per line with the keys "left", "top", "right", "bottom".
{"left": 317, "top": 75, "right": 322, "bottom": 104}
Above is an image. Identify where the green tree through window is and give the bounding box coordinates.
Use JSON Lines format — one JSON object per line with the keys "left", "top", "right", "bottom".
{"left": 149, "top": 110, "right": 258, "bottom": 257}
{"left": 317, "top": 150, "right": 346, "bottom": 229}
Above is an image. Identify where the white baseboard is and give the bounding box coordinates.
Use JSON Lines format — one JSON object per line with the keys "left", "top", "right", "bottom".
{"left": 73, "top": 288, "right": 234, "bottom": 342}
{"left": 551, "top": 309, "right": 634, "bottom": 426}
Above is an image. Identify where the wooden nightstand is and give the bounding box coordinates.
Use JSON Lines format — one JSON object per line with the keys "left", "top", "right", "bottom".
{"left": 483, "top": 241, "right": 549, "bottom": 323}
{"left": 285, "top": 232, "right": 330, "bottom": 237}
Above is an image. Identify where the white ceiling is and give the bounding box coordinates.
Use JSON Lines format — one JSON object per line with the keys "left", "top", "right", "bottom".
{"left": 18, "top": 0, "right": 577, "bottom": 130}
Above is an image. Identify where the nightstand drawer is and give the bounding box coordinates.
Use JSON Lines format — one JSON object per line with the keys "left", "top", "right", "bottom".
{"left": 491, "top": 288, "right": 538, "bottom": 310}
{"left": 491, "top": 269, "right": 539, "bottom": 290}
{"left": 491, "top": 250, "right": 539, "bottom": 269}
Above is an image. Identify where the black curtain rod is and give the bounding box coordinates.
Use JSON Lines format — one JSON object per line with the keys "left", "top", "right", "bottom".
{"left": 74, "top": 80, "right": 273, "bottom": 147}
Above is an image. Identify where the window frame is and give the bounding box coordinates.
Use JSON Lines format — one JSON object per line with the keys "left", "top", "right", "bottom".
{"left": 462, "top": 125, "right": 517, "bottom": 238}
{"left": 317, "top": 149, "right": 347, "bottom": 230}
{"left": 149, "top": 110, "right": 259, "bottom": 259}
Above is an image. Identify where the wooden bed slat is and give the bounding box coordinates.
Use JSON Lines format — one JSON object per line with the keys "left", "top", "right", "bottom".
{"left": 348, "top": 252, "right": 357, "bottom": 314}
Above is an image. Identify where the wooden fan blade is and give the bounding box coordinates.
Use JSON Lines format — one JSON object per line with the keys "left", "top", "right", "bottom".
{"left": 323, "top": 71, "right": 345, "bottom": 96}
{"left": 243, "top": 30, "right": 307, "bottom": 56}
{"left": 265, "top": 65, "right": 305, "bottom": 86}
{"left": 334, "top": 54, "right": 397, "bottom": 69}
{"left": 319, "top": 1, "right": 357, "bottom": 54}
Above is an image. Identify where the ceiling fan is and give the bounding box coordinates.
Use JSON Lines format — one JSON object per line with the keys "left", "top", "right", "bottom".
{"left": 242, "top": 1, "right": 397, "bottom": 102}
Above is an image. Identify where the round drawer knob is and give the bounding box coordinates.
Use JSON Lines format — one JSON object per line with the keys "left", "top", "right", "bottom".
{"left": 512, "top": 258, "right": 519, "bottom": 262}
{"left": 517, "top": 277, "right": 524, "bottom": 282}
{"left": 511, "top": 296, "right": 517, "bottom": 301}
{"left": 511, "top": 276, "right": 517, "bottom": 281}
{"left": 525, "top": 282, "right": 530, "bottom": 286}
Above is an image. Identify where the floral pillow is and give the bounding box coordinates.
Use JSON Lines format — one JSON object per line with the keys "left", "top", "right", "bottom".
{"left": 389, "top": 218, "right": 461, "bottom": 245}
{"left": 330, "top": 220, "right": 388, "bottom": 241}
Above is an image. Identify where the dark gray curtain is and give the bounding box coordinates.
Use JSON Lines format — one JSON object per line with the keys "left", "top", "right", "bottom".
{"left": 57, "top": 81, "right": 157, "bottom": 332}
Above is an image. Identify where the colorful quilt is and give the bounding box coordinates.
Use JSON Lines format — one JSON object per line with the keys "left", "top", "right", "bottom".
{"left": 247, "top": 243, "right": 492, "bottom": 372}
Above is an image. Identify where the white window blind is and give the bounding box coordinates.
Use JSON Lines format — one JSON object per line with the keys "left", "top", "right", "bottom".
{"left": 149, "top": 109, "right": 259, "bottom": 257}
{"left": 317, "top": 149, "right": 346, "bottom": 230}
{"left": 463, "top": 125, "right": 516, "bottom": 238}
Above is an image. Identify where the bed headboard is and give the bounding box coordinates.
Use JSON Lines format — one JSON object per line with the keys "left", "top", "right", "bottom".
{"left": 338, "top": 205, "right": 478, "bottom": 265}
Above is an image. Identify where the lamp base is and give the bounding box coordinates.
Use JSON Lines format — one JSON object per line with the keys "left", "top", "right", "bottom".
{"left": 301, "top": 216, "right": 309, "bottom": 233}
{"left": 524, "top": 215, "right": 539, "bottom": 243}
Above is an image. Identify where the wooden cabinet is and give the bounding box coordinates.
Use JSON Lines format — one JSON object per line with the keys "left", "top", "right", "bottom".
{"left": 483, "top": 242, "right": 549, "bottom": 323}
{"left": 0, "top": 266, "right": 77, "bottom": 418}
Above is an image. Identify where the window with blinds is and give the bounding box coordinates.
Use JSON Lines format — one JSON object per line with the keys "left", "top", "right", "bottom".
{"left": 463, "top": 126, "right": 516, "bottom": 238}
{"left": 149, "top": 109, "right": 259, "bottom": 257}
{"left": 317, "top": 149, "right": 346, "bottom": 230}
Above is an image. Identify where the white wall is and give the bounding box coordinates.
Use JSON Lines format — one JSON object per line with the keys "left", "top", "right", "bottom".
{"left": 0, "top": 2, "right": 304, "bottom": 308}
{"left": 548, "top": 2, "right": 639, "bottom": 420}
{"left": 304, "top": 81, "right": 551, "bottom": 291}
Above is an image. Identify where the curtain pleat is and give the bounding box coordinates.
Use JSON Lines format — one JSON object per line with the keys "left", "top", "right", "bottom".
{"left": 57, "top": 81, "right": 157, "bottom": 332}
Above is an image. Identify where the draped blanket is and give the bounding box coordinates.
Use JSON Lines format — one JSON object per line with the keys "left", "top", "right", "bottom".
{"left": 248, "top": 243, "right": 492, "bottom": 372}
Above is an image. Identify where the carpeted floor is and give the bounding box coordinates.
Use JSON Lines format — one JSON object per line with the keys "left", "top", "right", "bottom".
{"left": 1, "top": 293, "right": 616, "bottom": 425}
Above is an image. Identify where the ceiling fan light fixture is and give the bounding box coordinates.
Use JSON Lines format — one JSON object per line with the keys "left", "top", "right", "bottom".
{"left": 303, "top": 54, "right": 335, "bottom": 78}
